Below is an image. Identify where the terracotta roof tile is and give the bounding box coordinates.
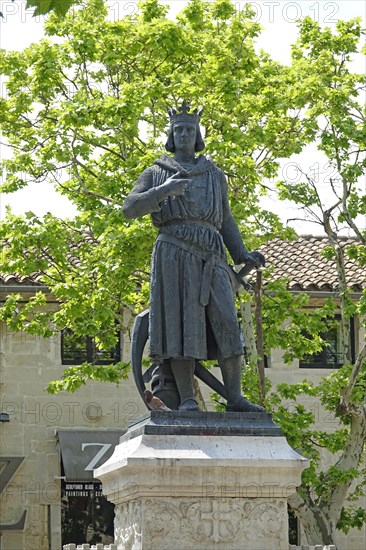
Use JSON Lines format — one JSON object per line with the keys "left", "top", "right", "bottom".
{"left": 258, "top": 235, "right": 365, "bottom": 292}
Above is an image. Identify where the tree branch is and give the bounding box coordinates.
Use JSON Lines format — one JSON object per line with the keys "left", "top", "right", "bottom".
{"left": 340, "top": 342, "right": 366, "bottom": 409}
{"left": 72, "top": 162, "right": 115, "bottom": 205}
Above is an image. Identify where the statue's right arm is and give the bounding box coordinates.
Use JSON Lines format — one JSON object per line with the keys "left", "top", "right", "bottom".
{"left": 122, "top": 167, "right": 167, "bottom": 219}
{"left": 122, "top": 168, "right": 188, "bottom": 219}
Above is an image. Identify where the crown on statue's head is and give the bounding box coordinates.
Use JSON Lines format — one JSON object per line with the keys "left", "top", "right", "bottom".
{"left": 167, "top": 100, "right": 203, "bottom": 125}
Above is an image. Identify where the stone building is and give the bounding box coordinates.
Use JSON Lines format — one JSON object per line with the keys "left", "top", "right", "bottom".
{"left": 0, "top": 235, "right": 365, "bottom": 549}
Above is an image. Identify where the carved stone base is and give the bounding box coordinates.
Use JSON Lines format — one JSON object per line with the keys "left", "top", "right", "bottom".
{"left": 114, "top": 497, "right": 288, "bottom": 550}
{"left": 95, "top": 412, "right": 308, "bottom": 550}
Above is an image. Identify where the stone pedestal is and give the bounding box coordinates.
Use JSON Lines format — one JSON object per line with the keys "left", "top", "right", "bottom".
{"left": 94, "top": 411, "right": 308, "bottom": 550}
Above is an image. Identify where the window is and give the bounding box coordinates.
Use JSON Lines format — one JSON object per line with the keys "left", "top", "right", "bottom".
{"left": 61, "top": 330, "right": 121, "bottom": 365}
{"left": 299, "top": 317, "right": 355, "bottom": 369}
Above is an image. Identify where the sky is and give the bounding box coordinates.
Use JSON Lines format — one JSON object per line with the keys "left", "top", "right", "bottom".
{"left": 0, "top": 0, "right": 365, "bottom": 233}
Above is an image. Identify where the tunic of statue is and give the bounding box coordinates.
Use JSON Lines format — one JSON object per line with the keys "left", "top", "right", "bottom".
{"left": 122, "top": 105, "right": 264, "bottom": 413}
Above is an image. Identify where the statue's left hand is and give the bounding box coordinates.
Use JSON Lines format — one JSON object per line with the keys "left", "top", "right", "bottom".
{"left": 242, "top": 251, "right": 265, "bottom": 268}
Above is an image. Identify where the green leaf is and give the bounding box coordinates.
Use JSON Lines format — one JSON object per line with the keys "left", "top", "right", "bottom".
{"left": 26, "top": 0, "right": 77, "bottom": 16}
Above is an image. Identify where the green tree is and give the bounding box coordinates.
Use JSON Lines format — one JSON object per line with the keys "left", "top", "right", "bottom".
{"left": 0, "top": 1, "right": 365, "bottom": 545}
{"left": 25, "top": 0, "right": 77, "bottom": 16}
{"left": 1, "top": 0, "right": 77, "bottom": 18}
{"left": 257, "top": 17, "right": 366, "bottom": 546}
{"left": 0, "top": 0, "right": 307, "bottom": 385}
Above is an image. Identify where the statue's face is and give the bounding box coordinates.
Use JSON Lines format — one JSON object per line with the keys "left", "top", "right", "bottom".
{"left": 173, "top": 122, "right": 197, "bottom": 152}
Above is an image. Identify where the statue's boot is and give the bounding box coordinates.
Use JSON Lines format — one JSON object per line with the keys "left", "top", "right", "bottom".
{"left": 219, "top": 355, "right": 265, "bottom": 412}
{"left": 171, "top": 358, "right": 198, "bottom": 411}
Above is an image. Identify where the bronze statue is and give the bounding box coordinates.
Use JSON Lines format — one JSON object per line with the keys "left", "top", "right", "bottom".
{"left": 122, "top": 102, "right": 264, "bottom": 413}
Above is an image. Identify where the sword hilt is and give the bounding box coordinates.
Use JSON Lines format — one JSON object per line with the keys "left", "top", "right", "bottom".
{"left": 237, "top": 250, "right": 266, "bottom": 289}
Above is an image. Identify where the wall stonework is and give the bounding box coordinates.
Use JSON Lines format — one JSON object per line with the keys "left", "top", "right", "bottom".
{"left": 0, "top": 320, "right": 144, "bottom": 550}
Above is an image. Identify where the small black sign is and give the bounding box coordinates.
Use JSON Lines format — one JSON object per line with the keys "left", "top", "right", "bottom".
{"left": 61, "top": 479, "right": 114, "bottom": 545}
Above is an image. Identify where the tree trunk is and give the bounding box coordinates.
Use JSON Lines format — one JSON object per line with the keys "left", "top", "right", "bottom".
{"left": 333, "top": 244, "right": 352, "bottom": 364}
{"left": 194, "top": 377, "right": 207, "bottom": 411}
{"left": 240, "top": 299, "right": 257, "bottom": 362}
{"left": 322, "top": 217, "right": 352, "bottom": 364}
{"left": 289, "top": 404, "right": 366, "bottom": 548}
{"left": 288, "top": 492, "right": 339, "bottom": 547}
{"left": 341, "top": 342, "right": 366, "bottom": 407}
{"left": 328, "top": 410, "right": 366, "bottom": 519}
{"left": 255, "top": 270, "right": 266, "bottom": 404}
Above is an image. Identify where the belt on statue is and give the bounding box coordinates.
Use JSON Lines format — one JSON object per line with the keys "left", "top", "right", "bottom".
{"left": 156, "top": 232, "right": 227, "bottom": 307}
{"left": 160, "top": 219, "right": 220, "bottom": 232}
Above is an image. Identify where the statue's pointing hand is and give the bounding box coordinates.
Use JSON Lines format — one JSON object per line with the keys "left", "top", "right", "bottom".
{"left": 160, "top": 171, "right": 190, "bottom": 197}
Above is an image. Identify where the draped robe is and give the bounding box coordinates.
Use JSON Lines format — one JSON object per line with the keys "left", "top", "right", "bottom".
{"left": 122, "top": 154, "right": 248, "bottom": 361}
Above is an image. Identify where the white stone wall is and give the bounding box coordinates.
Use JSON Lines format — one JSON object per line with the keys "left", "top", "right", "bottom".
{"left": 0, "top": 321, "right": 145, "bottom": 550}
